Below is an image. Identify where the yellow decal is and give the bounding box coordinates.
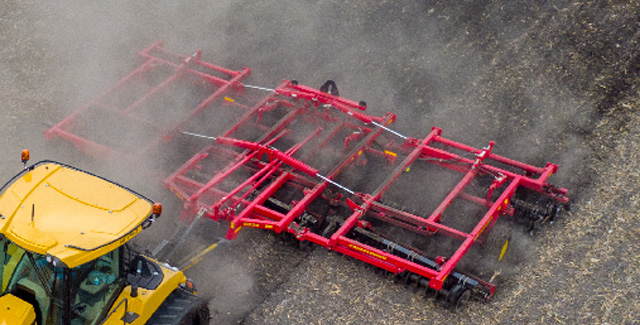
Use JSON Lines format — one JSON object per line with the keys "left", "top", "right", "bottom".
{"left": 265, "top": 225, "right": 273, "bottom": 229}
{"left": 405, "top": 167, "right": 411, "bottom": 172}
{"left": 384, "top": 150, "right": 397, "bottom": 157}
{"left": 230, "top": 222, "right": 235, "bottom": 229}
{"left": 168, "top": 187, "right": 184, "bottom": 201}
{"left": 348, "top": 244, "right": 387, "bottom": 261}
{"left": 475, "top": 221, "right": 490, "bottom": 240}
{"left": 499, "top": 239, "right": 509, "bottom": 261}
{"left": 358, "top": 150, "right": 363, "bottom": 156}
{"left": 119, "top": 226, "right": 141, "bottom": 245}
{"left": 234, "top": 226, "right": 242, "bottom": 234}
{"left": 224, "top": 96, "right": 235, "bottom": 103}
{"left": 243, "top": 222, "right": 260, "bottom": 228}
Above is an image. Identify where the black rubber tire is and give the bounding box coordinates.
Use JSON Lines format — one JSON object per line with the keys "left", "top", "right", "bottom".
{"left": 446, "top": 284, "right": 470, "bottom": 311}
{"left": 454, "top": 288, "right": 471, "bottom": 311}
{"left": 146, "top": 288, "right": 210, "bottom": 325}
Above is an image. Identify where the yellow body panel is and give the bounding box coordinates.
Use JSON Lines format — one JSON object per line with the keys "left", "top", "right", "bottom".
{"left": 0, "top": 162, "right": 153, "bottom": 268}
{"left": 101, "top": 259, "right": 187, "bottom": 325}
{"left": 0, "top": 294, "right": 37, "bottom": 325}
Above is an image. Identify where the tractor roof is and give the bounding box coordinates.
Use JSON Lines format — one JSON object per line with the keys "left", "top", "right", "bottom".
{"left": 0, "top": 161, "right": 154, "bottom": 268}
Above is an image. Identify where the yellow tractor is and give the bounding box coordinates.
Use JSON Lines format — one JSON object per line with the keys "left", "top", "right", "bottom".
{"left": 0, "top": 151, "right": 209, "bottom": 324}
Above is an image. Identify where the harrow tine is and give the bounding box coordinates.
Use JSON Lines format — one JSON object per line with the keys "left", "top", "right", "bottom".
{"left": 394, "top": 271, "right": 407, "bottom": 284}
{"left": 242, "top": 83, "right": 276, "bottom": 92}
{"left": 370, "top": 121, "right": 408, "bottom": 140}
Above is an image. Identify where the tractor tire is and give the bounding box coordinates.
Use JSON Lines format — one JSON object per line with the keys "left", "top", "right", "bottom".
{"left": 146, "top": 288, "right": 210, "bottom": 325}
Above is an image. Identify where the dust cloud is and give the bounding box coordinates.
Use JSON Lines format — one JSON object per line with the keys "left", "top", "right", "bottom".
{"left": 1, "top": 0, "right": 595, "bottom": 323}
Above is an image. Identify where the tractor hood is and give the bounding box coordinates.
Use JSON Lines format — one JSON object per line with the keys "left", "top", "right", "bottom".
{"left": 0, "top": 161, "right": 154, "bottom": 268}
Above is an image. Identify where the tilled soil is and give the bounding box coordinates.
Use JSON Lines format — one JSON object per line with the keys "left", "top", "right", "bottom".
{"left": 2, "top": 0, "right": 639, "bottom": 324}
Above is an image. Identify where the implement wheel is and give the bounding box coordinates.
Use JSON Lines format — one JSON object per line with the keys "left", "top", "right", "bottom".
{"left": 446, "top": 284, "right": 470, "bottom": 311}
{"left": 454, "top": 288, "right": 471, "bottom": 311}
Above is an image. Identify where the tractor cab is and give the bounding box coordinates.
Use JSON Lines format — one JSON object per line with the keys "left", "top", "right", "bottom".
{"left": 0, "top": 237, "right": 125, "bottom": 324}
{"left": 0, "top": 157, "right": 166, "bottom": 325}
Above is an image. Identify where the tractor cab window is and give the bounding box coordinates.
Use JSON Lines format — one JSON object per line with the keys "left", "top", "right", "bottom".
{"left": 0, "top": 237, "right": 64, "bottom": 325}
{"left": 69, "top": 249, "right": 122, "bottom": 325}
{"left": 0, "top": 237, "right": 123, "bottom": 325}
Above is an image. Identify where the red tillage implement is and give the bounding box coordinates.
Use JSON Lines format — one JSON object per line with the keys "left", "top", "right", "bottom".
{"left": 46, "top": 43, "right": 569, "bottom": 306}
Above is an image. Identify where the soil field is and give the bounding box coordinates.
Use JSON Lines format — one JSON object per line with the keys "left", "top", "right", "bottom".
{"left": 1, "top": 1, "right": 639, "bottom": 324}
